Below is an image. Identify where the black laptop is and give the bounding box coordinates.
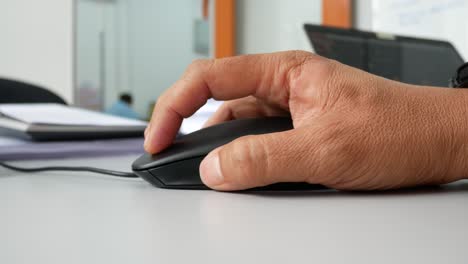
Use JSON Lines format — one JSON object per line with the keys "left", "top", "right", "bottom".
{"left": 304, "top": 24, "right": 464, "bottom": 87}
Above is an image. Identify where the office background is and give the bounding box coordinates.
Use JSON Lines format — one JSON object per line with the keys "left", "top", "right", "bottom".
{"left": 0, "top": 0, "right": 466, "bottom": 119}
{"left": 1, "top": 2, "right": 468, "bottom": 263}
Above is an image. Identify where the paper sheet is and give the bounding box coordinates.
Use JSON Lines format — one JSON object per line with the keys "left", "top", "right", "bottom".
{"left": 0, "top": 136, "right": 28, "bottom": 146}
{"left": 0, "top": 137, "right": 144, "bottom": 161}
{"left": 0, "top": 103, "right": 147, "bottom": 126}
{"left": 180, "top": 99, "right": 223, "bottom": 134}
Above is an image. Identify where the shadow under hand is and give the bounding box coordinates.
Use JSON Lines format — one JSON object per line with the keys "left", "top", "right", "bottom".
{"left": 239, "top": 180, "right": 468, "bottom": 199}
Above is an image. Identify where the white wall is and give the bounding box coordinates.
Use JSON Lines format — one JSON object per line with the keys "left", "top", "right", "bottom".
{"left": 236, "top": 0, "right": 322, "bottom": 54}
{"left": 354, "top": 0, "right": 373, "bottom": 31}
{"left": 355, "top": 0, "right": 468, "bottom": 60}
{"left": 0, "top": 0, "right": 74, "bottom": 103}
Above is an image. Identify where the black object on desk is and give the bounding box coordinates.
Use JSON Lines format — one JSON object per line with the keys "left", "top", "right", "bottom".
{"left": 304, "top": 24, "right": 465, "bottom": 87}
{"left": 133, "top": 117, "right": 326, "bottom": 191}
{"left": 449, "top": 62, "right": 468, "bottom": 88}
{"left": 0, "top": 78, "right": 67, "bottom": 105}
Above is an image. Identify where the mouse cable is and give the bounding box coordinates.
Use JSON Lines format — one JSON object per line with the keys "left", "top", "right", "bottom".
{"left": 0, "top": 161, "right": 138, "bottom": 178}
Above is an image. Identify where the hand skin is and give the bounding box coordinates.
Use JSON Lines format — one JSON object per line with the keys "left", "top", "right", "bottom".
{"left": 144, "top": 51, "right": 468, "bottom": 191}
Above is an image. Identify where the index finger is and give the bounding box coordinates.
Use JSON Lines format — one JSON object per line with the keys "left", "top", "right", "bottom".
{"left": 144, "top": 51, "right": 314, "bottom": 154}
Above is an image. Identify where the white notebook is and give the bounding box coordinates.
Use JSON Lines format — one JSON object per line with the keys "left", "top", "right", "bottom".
{"left": 0, "top": 103, "right": 147, "bottom": 141}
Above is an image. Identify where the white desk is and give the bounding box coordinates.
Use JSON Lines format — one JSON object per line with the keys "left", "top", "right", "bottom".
{"left": 1, "top": 155, "right": 468, "bottom": 264}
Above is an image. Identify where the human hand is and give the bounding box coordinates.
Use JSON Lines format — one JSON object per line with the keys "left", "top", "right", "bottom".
{"left": 144, "top": 51, "right": 468, "bottom": 191}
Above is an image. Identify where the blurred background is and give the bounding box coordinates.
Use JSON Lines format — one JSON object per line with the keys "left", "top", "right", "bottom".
{"left": 0, "top": 0, "right": 466, "bottom": 121}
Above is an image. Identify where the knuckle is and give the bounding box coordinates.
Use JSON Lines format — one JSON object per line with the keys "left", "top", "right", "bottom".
{"left": 309, "top": 59, "right": 339, "bottom": 88}
{"left": 289, "top": 57, "right": 336, "bottom": 96}
{"left": 184, "top": 59, "right": 216, "bottom": 85}
{"left": 156, "top": 93, "right": 171, "bottom": 110}
{"left": 220, "top": 101, "right": 235, "bottom": 110}
{"left": 290, "top": 56, "right": 376, "bottom": 114}
{"left": 225, "top": 135, "right": 265, "bottom": 185}
{"left": 288, "top": 52, "right": 325, "bottom": 83}
{"left": 187, "top": 58, "right": 213, "bottom": 73}
{"left": 217, "top": 101, "right": 235, "bottom": 114}
{"left": 288, "top": 50, "right": 314, "bottom": 61}
{"left": 155, "top": 94, "right": 167, "bottom": 108}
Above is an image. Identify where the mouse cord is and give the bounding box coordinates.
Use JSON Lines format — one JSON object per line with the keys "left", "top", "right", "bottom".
{"left": 0, "top": 162, "right": 138, "bottom": 178}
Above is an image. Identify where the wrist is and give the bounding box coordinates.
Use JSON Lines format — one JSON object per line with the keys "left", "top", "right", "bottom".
{"left": 448, "top": 89, "right": 468, "bottom": 180}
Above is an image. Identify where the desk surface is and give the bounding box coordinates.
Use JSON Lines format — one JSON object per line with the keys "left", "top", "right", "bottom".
{"left": 1, "top": 155, "right": 468, "bottom": 264}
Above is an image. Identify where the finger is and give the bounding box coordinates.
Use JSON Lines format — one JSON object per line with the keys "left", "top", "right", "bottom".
{"left": 199, "top": 128, "right": 312, "bottom": 191}
{"left": 145, "top": 51, "right": 316, "bottom": 154}
{"left": 203, "top": 97, "right": 288, "bottom": 128}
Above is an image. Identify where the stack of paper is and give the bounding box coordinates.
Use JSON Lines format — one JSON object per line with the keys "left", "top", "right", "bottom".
{"left": 180, "top": 99, "right": 223, "bottom": 134}
{"left": 0, "top": 137, "right": 144, "bottom": 161}
{"left": 0, "top": 103, "right": 147, "bottom": 141}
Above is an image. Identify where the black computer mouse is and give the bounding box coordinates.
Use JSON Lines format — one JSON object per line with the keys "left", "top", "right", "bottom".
{"left": 132, "top": 116, "right": 326, "bottom": 191}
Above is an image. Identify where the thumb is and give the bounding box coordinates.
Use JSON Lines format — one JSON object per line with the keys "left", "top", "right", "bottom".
{"left": 199, "top": 129, "right": 310, "bottom": 191}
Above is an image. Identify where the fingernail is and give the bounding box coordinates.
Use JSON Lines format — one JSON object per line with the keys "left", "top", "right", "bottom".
{"left": 146, "top": 123, "right": 152, "bottom": 136}
{"left": 144, "top": 133, "right": 152, "bottom": 149}
{"left": 200, "top": 151, "right": 224, "bottom": 186}
{"left": 144, "top": 124, "right": 152, "bottom": 147}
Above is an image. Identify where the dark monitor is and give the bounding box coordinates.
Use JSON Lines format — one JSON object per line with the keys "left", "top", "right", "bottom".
{"left": 304, "top": 24, "right": 465, "bottom": 87}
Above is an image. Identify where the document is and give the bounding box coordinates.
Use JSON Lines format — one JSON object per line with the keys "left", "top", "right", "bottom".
{"left": 0, "top": 103, "right": 146, "bottom": 126}
{"left": 0, "top": 103, "right": 147, "bottom": 141}
{"left": 0, "top": 136, "right": 144, "bottom": 161}
{"left": 180, "top": 99, "right": 223, "bottom": 134}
